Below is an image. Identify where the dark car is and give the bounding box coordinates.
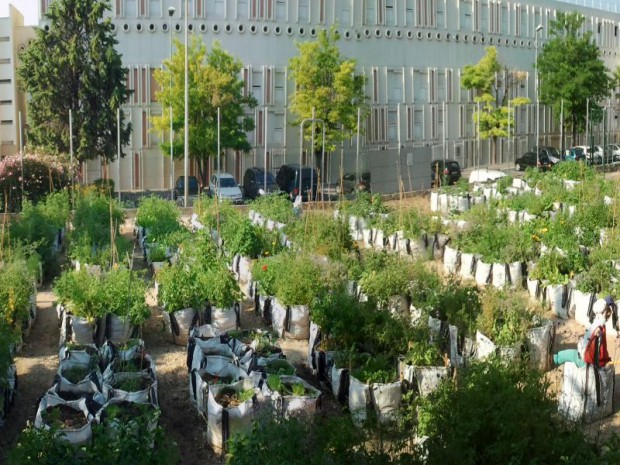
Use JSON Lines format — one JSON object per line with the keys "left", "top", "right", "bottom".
{"left": 242, "top": 167, "right": 281, "bottom": 200}
{"left": 174, "top": 175, "right": 200, "bottom": 199}
{"left": 431, "top": 160, "right": 461, "bottom": 187}
{"left": 275, "top": 164, "right": 318, "bottom": 202}
{"left": 536, "top": 146, "right": 562, "bottom": 165}
{"left": 340, "top": 172, "right": 371, "bottom": 194}
{"left": 515, "top": 152, "right": 552, "bottom": 171}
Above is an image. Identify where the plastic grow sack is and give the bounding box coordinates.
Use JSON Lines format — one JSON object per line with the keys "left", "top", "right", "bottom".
{"left": 35, "top": 394, "right": 93, "bottom": 445}
{"left": 103, "top": 371, "right": 158, "bottom": 407}
{"left": 459, "top": 252, "right": 477, "bottom": 280}
{"left": 56, "top": 358, "right": 103, "bottom": 396}
{"left": 570, "top": 289, "right": 596, "bottom": 328}
{"left": 270, "top": 299, "right": 287, "bottom": 338}
{"left": 558, "top": 363, "right": 615, "bottom": 423}
{"left": 371, "top": 381, "right": 402, "bottom": 423}
{"left": 59, "top": 312, "right": 100, "bottom": 347}
{"left": 162, "top": 308, "right": 200, "bottom": 346}
{"left": 263, "top": 375, "right": 321, "bottom": 420}
{"left": 189, "top": 361, "right": 249, "bottom": 415}
{"left": 286, "top": 305, "right": 310, "bottom": 340}
{"left": 526, "top": 321, "right": 554, "bottom": 372}
{"left": 443, "top": 245, "right": 460, "bottom": 274}
{"left": 204, "top": 304, "right": 241, "bottom": 334}
{"left": 105, "top": 313, "right": 138, "bottom": 345}
{"left": 475, "top": 331, "right": 496, "bottom": 360}
{"left": 414, "top": 366, "right": 450, "bottom": 397}
{"left": 474, "top": 260, "right": 492, "bottom": 286}
{"left": 348, "top": 374, "right": 371, "bottom": 427}
{"left": 206, "top": 379, "right": 257, "bottom": 452}
{"left": 545, "top": 284, "right": 569, "bottom": 319}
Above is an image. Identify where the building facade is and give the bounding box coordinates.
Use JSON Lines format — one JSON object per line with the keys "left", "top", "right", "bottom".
{"left": 30, "top": 0, "right": 620, "bottom": 192}
{"left": 0, "top": 5, "right": 33, "bottom": 158}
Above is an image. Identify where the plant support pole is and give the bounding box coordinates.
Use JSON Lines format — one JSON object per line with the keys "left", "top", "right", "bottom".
{"left": 356, "top": 107, "right": 360, "bottom": 186}
{"left": 264, "top": 106, "right": 268, "bottom": 192}
{"left": 69, "top": 109, "right": 74, "bottom": 192}
{"left": 117, "top": 108, "right": 121, "bottom": 202}
{"left": 19, "top": 110, "right": 23, "bottom": 200}
{"left": 183, "top": 0, "right": 189, "bottom": 208}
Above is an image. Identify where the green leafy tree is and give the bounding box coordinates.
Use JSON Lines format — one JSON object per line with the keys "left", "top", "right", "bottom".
{"left": 288, "top": 28, "right": 368, "bottom": 174}
{"left": 462, "top": 47, "right": 529, "bottom": 164}
{"left": 17, "top": 0, "right": 131, "bottom": 163}
{"left": 537, "top": 11, "right": 611, "bottom": 144}
{"left": 152, "top": 38, "right": 256, "bottom": 186}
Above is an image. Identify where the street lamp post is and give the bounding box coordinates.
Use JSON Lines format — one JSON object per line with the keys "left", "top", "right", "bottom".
{"left": 183, "top": 0, "right": 189, "bottom": 208}
{"left": 535, "top": 24, "right": 543, "bottom": 167}
{"left": 168, "top": 6, "right": 175, "bottom": 201}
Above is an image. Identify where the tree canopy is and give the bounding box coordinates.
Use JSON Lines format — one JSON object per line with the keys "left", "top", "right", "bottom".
{"left": 462, "top": 47, "right": 529, "bottom": 164}
{"left": 288, "top": 28, "right": 368, "bottom": 158}
{"left": 537, "top": 11, "right": 611, "bottom": 143}
{"left": 152, "top": 38, "right": 256, "bottom": 186}
{"left": 17, "top": 0, "right": 131, "bottom": 163}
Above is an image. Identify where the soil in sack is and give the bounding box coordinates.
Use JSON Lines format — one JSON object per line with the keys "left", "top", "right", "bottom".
{"left": 214, "top": 386, "right": 255, "bottom": 408}
{"left": 42, "top": 404, "right": 89, "bottom": 430}
{"left": 200, "top": 372, "right": 235, "bottom": 386}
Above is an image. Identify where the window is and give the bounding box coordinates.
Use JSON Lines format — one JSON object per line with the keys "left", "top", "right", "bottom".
{"left": 142, "top": 111, "right": 148, "bottom": 147}
{"left": 115, "top": 0, "right": 121, "bottom": 16}
{"left": 416, "top": 0, "right": 436, "bottom": 28}
{"left": 237, "top": 0, "right": 248, "bottom": 19}
{"left": 428, "top": 68, "right": 437, "bottom": 103}
{"left": 298, "top": 0, "right": 309, "bottom": 22}
{"left": 139, "top": 0, "right": 146, "bottom": 17}
{"left": 405, "top": 0, "right": 414, "bottom": 25}
{"left": 207, "top": 0, "right": 226, "bottom": 18}
{"left": 0, "top": 58, "right": 10, "bottom": 64}
{"left": 459, "top": 105, "right": 465, "bottom": 137}
{"left": 252, "top": 69, "right": 262, "bottom": 105}
{"left": 407, "top": 106, "right": 414, "bottom": 141}
{"left": 0, "top": 120, "right": 12, "bottom": 125}
{"left": 264, "top": 66, "right": 273, "bottom": 106}
{"left": 0, "top": 79, "right": 11, "bottom": 84}
{"left": 149, "top": 0, "right": 161, "bottom": 17}
{"left": 251, "top": 0, "right": 273, "bottom": 20}
{"left": 319, "top": 0, "right": 325, "bottom": 23}
{"left": 372, "top": 68, "right": 379, "bottom": 104}
{"left": 473, "top": 0, "right": 480, "bottom": 32}
{"left": 388, "top": 69, "right": 403, "bottom": 104}
{"left": 125, "top": 0, "right": 136, "bottom": 17}
{"left": 388, "top": 108, "right": 397, "bottom": 142}
{"left": 272, "top": 112, "right": 285, "bottom": 144}
{"left": 414, "top": 108, "right": 424, "bottom": 140}
{"left": 414, "top": 70, "right": 427, "bottom": 103}
{"left": 338, "top": 0, "right": 351, "bottom": 25}
{"left": 501, "top": 3, "right": 508, "bottom": 34}
{"left": 274, "top": 70, "right": 286, "bottom": 105}
{"left": 446, "top": 69, "right": 453, "bottom": 102}
{"left": 365, "top": 0, "right": 376, "bottom": 26}
{"left": 275, "top": 0, "right": 286, "bottom": 20}
{"left": 256, "top": 109, "right": 264, "bottom": 145}
{"left": 385, "top": 0, "right": 395, "bottom": 26}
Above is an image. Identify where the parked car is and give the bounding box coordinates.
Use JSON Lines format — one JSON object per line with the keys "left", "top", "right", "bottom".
{"left": 431, "top": 160, "right": 461, "bottom": 187}
{"left": 605, "top": 144, "right": 620, "bottom": 162}
{"left": 174, "top": 175, "right": 200, "bottom": 199}
{"left": 206, "top": 172, "right": 244, "bottom": 204}
{"left": 340, "top": 172, "right": 371, "bottom": 194}
{"left": 572, "top": 145, "right": 603, "bottom": 165}
{"left": 536, "top": 146, "right": 562, "bottom": 165}
{"left": 242, "top": 167, "right": 281, "bottom": 200}
{"left": 564, "top": 147, "right": 587, "bottom": 162}
{"left": 275, "top": 164, "right": 318, "bottom": 202}
{"left": 515, "top": 152, "right": 552, "bottom": 171}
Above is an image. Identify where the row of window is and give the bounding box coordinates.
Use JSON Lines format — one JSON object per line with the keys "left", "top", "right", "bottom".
{"left": 67, "top": 0, "right": 620, "bottom": 42}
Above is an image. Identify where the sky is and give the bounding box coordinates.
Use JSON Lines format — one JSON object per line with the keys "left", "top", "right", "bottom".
{"left": 0, "top": 0, "right": 39, "bottom": 26}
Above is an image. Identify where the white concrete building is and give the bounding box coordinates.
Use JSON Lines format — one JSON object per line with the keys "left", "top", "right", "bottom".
{"left": 29, "top": 0, "right": 620, "bottom": 191}
{"left": 0, "top": 5, "right": 34, "bottom": 158}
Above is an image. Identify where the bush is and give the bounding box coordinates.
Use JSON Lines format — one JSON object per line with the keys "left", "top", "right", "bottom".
{"left": 0, "top": 259, "right": 36, "bottom": 336}
{"left": 135, "top": 196, "right": 181, "bottom": 243}
{"left": 416, "top": 359, "right": 602, "bottom": 465}
{"left": 285, "top": 212, "right": 353, "bottom": 260}
{"left": 92, "top": 178, "right": 115, "bottom": 196}
{"left": 0, "top": 153, "right": 70, "bottom": 212}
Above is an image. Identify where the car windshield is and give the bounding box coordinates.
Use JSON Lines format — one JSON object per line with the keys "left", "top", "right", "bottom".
{"left": 547, "top": 148, "right": 561, "bottom": 157}
{"left": 218, "top": 178, "right": 237, "bottom": 188}
{"left": 300, "top": 169, "right": 316, "bottom": 181}
{"left": 256, "top": 172, "right": 276, "bottom": 184}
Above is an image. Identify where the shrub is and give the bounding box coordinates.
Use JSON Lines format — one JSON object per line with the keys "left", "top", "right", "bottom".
{"left": 285, "top": 212, "right": 353, "bottom": 260}
{"left": 249, "top": 194, "right": 297, "bottom": 224}
{"left": 103, "top": 267, "right": 150, "bottom": 326}
{"left": 92, "top": 178, "right": 115, "bottom": 196}
{"left": 0, "top": 259, "right": 36, "bottom": 335}
{"left": 416, "top": 359, "right": 601, "bottom": 465}
{"left": 0, "top": 153, "right": 70, "bottom": 212}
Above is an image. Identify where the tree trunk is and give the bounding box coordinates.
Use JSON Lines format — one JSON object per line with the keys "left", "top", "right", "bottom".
{"left": 572, "top": 113, "right": 577, "bottom": 145}
{"left": 492, "top": 137, "right": 498, "bottom": 165}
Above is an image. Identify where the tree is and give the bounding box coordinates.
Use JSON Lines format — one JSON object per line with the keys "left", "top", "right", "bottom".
{"left": 17, "top": 0, "right": 131, "bottom": 163}
{"left": 462, "top": 47, "right": 529, "bottom": 164}
{"left": 152, "top": 38, "right": 256, "bottom": 186}
{"left": 288, "top": 28, "right": 368, "bottom": 177}
{"left": 537, "top": 11, "right": 611, "bottom": 144}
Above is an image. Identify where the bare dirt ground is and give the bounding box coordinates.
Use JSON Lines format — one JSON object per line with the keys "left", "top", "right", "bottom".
{"left": 2, "top": 212, "right": 620, "bottom": 462}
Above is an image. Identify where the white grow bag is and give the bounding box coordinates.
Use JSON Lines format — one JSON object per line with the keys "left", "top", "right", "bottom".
{"left": 371, "top": 381, "right": 402, "bottom": 424}
{"left": 443, "top": 245, "right": 460, "bottom": 274}
{"left": 35, "top": 394, "right": 93, "bottom": 445}
{"left": 474, "top": 260, "right": 493, "bottom": 286}
{"left": 460, "top": 253, "right": 477, "bottom": 280}
{"left": 559, "top": 363, "right": 615, "bottom": 423}
{"left": 162, "top": 307, "right": 200, "bottom": 346}
{"left": 526, "top": 321, "right": 554, "bottom": 372}
{"left": 349, "top": 374, "right": 371, "bottom": 426}
{"left": 545, "top": 284, "right": 569, "bottom": 319}
{"left": 570, "top": 289, "right": 596, "bottom": 327}
{"left": 414, "top": 366, "right": 450, "bottom": 397}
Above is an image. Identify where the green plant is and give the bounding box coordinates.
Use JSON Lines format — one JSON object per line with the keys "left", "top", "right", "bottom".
{"left": 113, "top": 376, "right": 151, "bottom": 392}
{"left": 103, "top": 267, "right": 150, "bottom": 326}
{"left": 200, "top": 263, "right": 241, "bottom": 309}
{"left": 53, "top": 269, "right": 105, "bottom": 321}
{"left": 348, "top": 352, "right": 398, "bottom": 384}
{"left": 358, "top": 251, "right": 416, "bottom": 306}
{"left": 271, "top": 253, "right": 326, "bottom": 306}
{"left": 147, "top": 244, "right": 168, "bottom": 263}
{"left": 477, "top": 288, "right": 538, "bottom": 347}
{"left": 403, "top": 325, "right": 445, "bottom": 367}
{"left": 416, "top": 359, "right": 601, "bottom": 465}
{"left": 61, "top": 366, "right": 90, "bottom": 384}
{"left": 136, "top": 196, "right": 182, "bottom": 244}
{"left": 0, "top": 259, "right": 37, "bottom": 333}
{"left": 285, "top": 212, "right": 353, "bottom": 260}
{"left": 264, "top": 359, "right": 295, "bottom": 376}
{"left": 93, "top": 178, "right": 115, "bottom": 196}
{"left": 249, "top": 194, "right": 297, "bottom": 224}
{"left": 156, "top": 258, "right": 206, "bottom": 313}
{"left": 221, "top": 218, "right": 262, "bottom": 258}
{"left": 341, "top": 191, "right": 389, "bottom": 219}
